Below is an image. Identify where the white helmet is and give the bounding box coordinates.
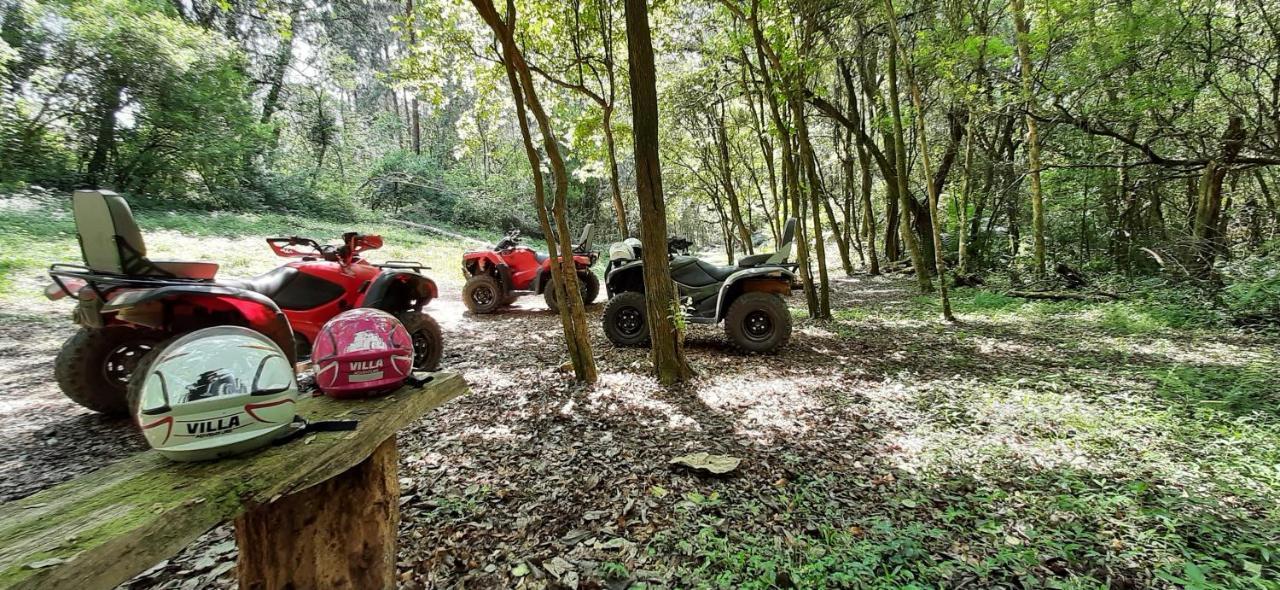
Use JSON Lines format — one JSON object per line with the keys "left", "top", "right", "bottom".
{"left": 135, "top": 326, "right": 299, "bottom": 462}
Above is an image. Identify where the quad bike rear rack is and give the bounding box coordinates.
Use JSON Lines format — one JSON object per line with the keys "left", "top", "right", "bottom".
{"left": 49, "top": 263, "right": 211, "bottom": 301}
{"left": 377, "top": 261, "right": 431, "bottom": 273}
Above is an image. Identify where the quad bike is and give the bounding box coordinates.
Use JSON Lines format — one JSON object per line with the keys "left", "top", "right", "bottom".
{"left": 460, "top": 225, "right": 600, "bottom": 314}
{"left": 601, "top": 218, "right": 799, "bottom": 353}
{"left": 45, "top": 190, "right": 444, "bottom": 416}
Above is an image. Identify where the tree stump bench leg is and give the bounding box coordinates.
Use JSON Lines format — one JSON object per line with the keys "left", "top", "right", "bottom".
{"left": 234, "top": 438, "right": 400, "bottom": 590}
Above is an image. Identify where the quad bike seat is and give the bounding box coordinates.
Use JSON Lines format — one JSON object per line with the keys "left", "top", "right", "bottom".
{"left": 218, "top": 266, "right": 346, "bottom": 310}
{"left": 670, "top": 257, "right": 739, "bottom": 287}
{"left": 219, "top": 267, "right": 300, "bottom": 299}
{"left": 73, "top": 190, "right": 219, "bottom": 280}
{"left": 737, "top": 218, "right": 797, "bottom": 268}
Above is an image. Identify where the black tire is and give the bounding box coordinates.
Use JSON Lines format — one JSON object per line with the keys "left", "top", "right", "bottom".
{"left": 54, "top": 326, "right": 165, "bottom": 416}
{"left": 580, "top": 271, "right": 600, "bottom": 305}
{"left": 545, "top": 271, "right": 600, "bottom": 314}
{"left": 463, "top": 274, "right": 503, "bottom": 314}
{"left": 602, "top": 291, "right": 650, "bottom": 347}
{"left": 397, "top": 311, "right": 443, "bottom": 371}
{"left": 724, "top": 292, "right": 792, "bottom": 353}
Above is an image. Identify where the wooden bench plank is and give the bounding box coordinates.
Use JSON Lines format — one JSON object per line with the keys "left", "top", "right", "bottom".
{"left": 0, "top": 372, "right": 466, "bottom": 590}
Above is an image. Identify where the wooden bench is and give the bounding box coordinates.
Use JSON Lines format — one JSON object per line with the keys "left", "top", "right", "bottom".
{"left": 0, "top": 372, "right": 467, "bottom": 590}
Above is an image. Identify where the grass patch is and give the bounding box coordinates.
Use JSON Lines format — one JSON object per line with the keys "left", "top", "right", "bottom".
{"left": 1152, "top": 363, "right": 1277, "bottom": 417}
{"left": 0, "top": 197, "right": 487, "bottom": 304}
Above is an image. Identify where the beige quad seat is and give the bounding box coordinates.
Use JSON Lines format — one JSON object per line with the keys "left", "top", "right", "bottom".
{"left": 72, "top": 190, "right": 219, "bottom": 280}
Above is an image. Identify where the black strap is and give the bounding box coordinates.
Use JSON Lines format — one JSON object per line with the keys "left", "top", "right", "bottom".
{"left": 404, "top": 374, "right": 434, "bottom": 389}
{"left": 273, "top": 416, "right": 359, "bottom": 446}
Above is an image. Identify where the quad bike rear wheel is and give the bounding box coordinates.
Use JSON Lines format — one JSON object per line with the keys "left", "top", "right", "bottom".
{"left": 463, "top": 274, "right": 503, "bottom": 314}
{"left": 602, "top": 291, "right": 650, "bottom": 346}
{"left": 55, "top": 326, "right": 165, "bottom": 416}
{"left": 545, "top": 271, "right": 600, "bottom": 314}
{"left": 397, "top": 311, "right": 443, "bottom": 371}
{"left": 725, "top": 292, "right": 791, "bottom": 353}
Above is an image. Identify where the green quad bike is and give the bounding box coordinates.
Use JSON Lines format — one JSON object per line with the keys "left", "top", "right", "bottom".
{"left": 601, "top": 219, "right": 798, "bottom": 353}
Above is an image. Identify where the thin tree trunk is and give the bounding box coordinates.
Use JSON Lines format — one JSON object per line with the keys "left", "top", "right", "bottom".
{"left": 472, "top": 0, "right": 596, "bottom": 383}
{"left": 887, "top": 0, "right": 953, "bottom": 319}
{"left": 712, "top": 108, "right": 754, "bottom": 255}
{"left": 602, "top": 108, "right": 628, "bottom": 235}
{"left": 956, "top": 116, "right": 975, "bottom": 274}
{"left": 1012, "top": 0, "right": 1046, "bottom": 276}
{"left": 795, "top": 100, "right": 831, "bottom": 318}
{"left": 858, "top": 141, "right": 880, "bottom": 275}
{"left": 882, "top": 3, "right": 932, "bottom": 293}
{"left": 86, "top": 78, "right": 124, "bottom": 187}
{"left": 406, "top": 0, "right": 422, "bottom": 155}
{"left": 751, "top": 25, "right": 817, "bottom": 314}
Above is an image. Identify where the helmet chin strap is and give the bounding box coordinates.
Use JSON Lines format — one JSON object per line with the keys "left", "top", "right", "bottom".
{"left": 272, "top": 373, "right": 433, "bottom": 446}
{"left": 404, "top": 372, "right": 434, "bottom": 389}
{"left": 273, "top": 415, "right": 359, "bottom": 446}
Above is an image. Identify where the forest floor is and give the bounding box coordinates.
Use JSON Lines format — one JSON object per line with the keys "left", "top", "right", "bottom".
{"left": 2, "top": 195, "right": 1279, "bottom": 589}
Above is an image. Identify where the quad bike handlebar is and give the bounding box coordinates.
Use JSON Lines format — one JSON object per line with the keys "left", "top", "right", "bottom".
{"left": 267, "top": 233, "right": 383, "bottom": 264}
{"left": 494, "top": 229, "right": 522, "bottom": 251}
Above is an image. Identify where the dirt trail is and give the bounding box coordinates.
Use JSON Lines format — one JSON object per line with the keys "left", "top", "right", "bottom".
{"left": 1, "top": 276, "right": 900, "bottom": 588}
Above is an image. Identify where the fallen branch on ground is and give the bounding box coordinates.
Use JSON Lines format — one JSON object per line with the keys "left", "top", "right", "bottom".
{"left": 1005, "top": 290, "right": 1121, "bottom": 302}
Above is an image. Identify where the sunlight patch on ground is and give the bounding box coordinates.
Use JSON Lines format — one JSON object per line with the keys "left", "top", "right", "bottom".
{"left": 587, "top": 372, "right": 700, "bottom": 430}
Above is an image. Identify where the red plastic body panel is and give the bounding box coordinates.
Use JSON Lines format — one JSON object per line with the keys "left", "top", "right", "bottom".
{"left": 278, "top": 258, "right": 383, "bottom": 342}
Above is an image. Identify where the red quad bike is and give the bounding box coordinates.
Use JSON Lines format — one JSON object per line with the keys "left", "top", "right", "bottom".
{"left": 45, "top": 190, "right": 444, "bottom": 416}
{"left": 460, "top": 225, "right": 600, "bottom": 314}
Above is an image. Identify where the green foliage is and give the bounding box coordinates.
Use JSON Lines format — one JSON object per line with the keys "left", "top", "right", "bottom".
{"left": 1219, "top": 242, "right": 1280, "bottom": 328}
{"left": 0, "top": 0, "right": 267, "bottom": 197}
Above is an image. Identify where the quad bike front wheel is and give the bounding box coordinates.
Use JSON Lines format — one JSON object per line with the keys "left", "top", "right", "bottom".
{"left": 397, "top": 311, "right": 443, "bottom": 371}
{"left": 724, "top": 292, "right": 792, "bottom": 353}
{"left": 602, "top": 291, "right": 650, "bottom": 347}
{"left": 55, "top": 326, "right": 165, "bottom": 416}
{"left": 463, "top": 274, "right": 503, "bottom": 314}
{"left": 544, "top": 271, "right": 600, "bottom": 314}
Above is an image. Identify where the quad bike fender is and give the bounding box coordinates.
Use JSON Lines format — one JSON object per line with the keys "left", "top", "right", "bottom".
{"left": 533, "top": 255, "right": 594, "bottom": 294}
{"left": 462, "top": 250, "right": 505, "bottom": 275}
{"left": 100, "top": 285, "right": 296, "bottom": 364}
{"left": 713, "top": 267, "right": 796, "bottom": 321}
{"left": 604, "top": 260, "right": 646, "bottom": 298}
{"left": 363, "top": 271, "right": 437, "bottom": 312}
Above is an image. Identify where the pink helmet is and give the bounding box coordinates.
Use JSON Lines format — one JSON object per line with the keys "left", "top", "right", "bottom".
{"left": 312, "top": 309, "right": 414, "bottom": 398}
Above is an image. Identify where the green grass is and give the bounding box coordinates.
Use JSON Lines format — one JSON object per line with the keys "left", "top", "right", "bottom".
{"left": 664, "top": 285, "right": 1280, "bottom": 589}
{"left": 0, "top": 197, "right": 490, "bottom": 308}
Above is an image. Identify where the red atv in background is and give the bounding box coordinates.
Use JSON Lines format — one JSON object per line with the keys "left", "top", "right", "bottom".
{"left": 46, "top": 190, "right": 443, "bottom": 416}
{"left": 461, "top": 225, "right": 599, "bottom": 314}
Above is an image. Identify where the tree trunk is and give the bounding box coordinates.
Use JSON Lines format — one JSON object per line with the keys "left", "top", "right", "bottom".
{"left": 473, "top": 0, "right": 596, "bottom": 383}
{"left": 887, "top": 0, "right": 954, "bottom": 320}
{"left": 624, "top": 0, "right": 692, "bottom": 385}
{"left": 235, "top": 438, "right": 397, "bottom": 590}
{"left": 858, "top": 141, "right": 880, "bottom": 275}
{"left": 260, "top": 7, "right": 300, "bottom": 130}
{"left": 1012, "top": 0, "right": 1047, "bottom": 276}
{"left": 602, "top": 107, "right": 629, "bottom": 235}
{"left": 752, "top": 29, "right": 817, "bottom": 315}
{"left": 882, "top": 6, "right": 932, "bottom": 293}
{"left": 712, "top": 110, "right": 754, "bottom": 255}
{"left": 794, "top": 100, "right": 831, "bottom": 318}
{"left": 86, "top": 78, "right": 124, "bottom": 188}
{"left": 956, "top": 116, "right": 975, "bottom": 274}
{"left": 406, "top": 0, "right": 422, "bottom": 155}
